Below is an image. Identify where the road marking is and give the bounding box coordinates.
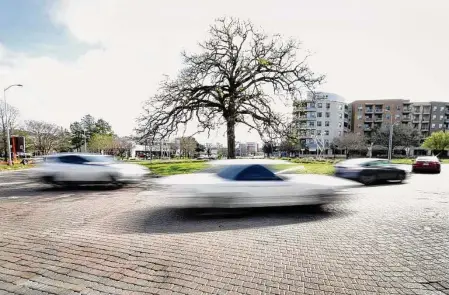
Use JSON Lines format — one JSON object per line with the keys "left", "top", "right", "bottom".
{"left": 0, "top": 181, "right": 30, "bottom": 186}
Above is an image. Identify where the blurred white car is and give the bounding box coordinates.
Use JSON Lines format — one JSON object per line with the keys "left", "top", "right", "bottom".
{"left": 152, "top": 159, "right": 361, "bottom": 208}
{"left": 31, "top": 153, "right": 150, "bottom": 187}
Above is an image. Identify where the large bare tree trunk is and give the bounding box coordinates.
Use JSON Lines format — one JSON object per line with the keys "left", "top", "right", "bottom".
{"left": 226, "top": 118, "right": 236, "bottom": 159}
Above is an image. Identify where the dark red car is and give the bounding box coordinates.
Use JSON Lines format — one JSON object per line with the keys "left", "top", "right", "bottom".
{"left": 412, "top": 156, "right": 441, "bottom": 173}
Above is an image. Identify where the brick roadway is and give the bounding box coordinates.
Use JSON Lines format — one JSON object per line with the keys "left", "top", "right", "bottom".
{"left": 0, "top": 169, "right": 448, "bottom": 295}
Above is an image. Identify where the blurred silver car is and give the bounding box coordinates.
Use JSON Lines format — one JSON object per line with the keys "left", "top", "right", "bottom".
{"left": 31, "top": 153, "right": 150, "bottom": 187}
{"left": 152, "top": 159, "right": 361, "bottom": 209}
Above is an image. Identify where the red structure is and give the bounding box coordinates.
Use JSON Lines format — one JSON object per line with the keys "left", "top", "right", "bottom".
{"left": 9, "top": 136, "right": 25, "bottom": 160}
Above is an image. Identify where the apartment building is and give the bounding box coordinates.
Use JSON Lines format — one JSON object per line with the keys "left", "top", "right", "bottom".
{"left": 351, "top": 99, "right": 411, "bottom": 135}
{"left": 293, "top": 92, "right": 349, "bottom": 151}
{"left": 351, "top": 100, "right": 449, "bottom": 136}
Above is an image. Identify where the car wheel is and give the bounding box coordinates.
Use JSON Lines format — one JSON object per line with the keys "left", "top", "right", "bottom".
{"left": 359, "top": 174, "right": 377, "bottom": 185}
{"left": 109, "top": 174, "right": 123, "bottom": 188}
{"left": 397, "top": 172, "right": 406, "bottom": 183}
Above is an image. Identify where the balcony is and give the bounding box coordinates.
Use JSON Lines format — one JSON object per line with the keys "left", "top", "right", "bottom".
{"left": 365, "top": 108, "right": 373, "bottom": 113}
{"left": 402, "top": 115, "right": 411, "bottom": 121}
{"left": 365, "top": 117, "right": 373, "bottom": 122}
{"left": 374, "top": 117, "right": 383, "bottom": 122}
{"left": 413, "top": 108, "right": 421, "bottom": 114}
{"left": 374, "top": 108, "right": 383, "bottom": 113}
{"left": 421, "top": 125, "right": 430, "bottom": 131}
{"left": 421, "top": 117, "right": 430, "bottom": 123}
{"left": 402, "top": 107, "right": 412, "bottom": 113}
{"left": 344, "top": 117, "right": 349, "bottom": 123}
{"left": 422, "top": 108, "right": 431, "bottom": 114}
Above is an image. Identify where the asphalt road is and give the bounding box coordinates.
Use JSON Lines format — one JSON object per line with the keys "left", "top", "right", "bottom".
{"left": 0, "top": 168, "right": 448, "bottom": 294}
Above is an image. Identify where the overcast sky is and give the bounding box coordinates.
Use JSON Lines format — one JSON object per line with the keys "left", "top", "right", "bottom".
{"left": 1, "top": 0, "right": 449, "bottom": 145}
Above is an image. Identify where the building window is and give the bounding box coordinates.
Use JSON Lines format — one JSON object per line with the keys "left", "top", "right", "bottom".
{"left": 326, "top": 103, "right": 330, "bottom": 109}
{"left": 317, "top": 103, "right": 322, "bottom": 108}
{"left": 338, "top": 122, "right": 342, "bottom": 128}
{"left": 308, "top": 121, "right": 315, "bottom": 127}
{"left": 317, "top": 112, "right": 322, "bottom": 118}
{"left": 433, "top": 106, "right": 437, "bottom": 111}
{"left": 431, "top": 124, "right": 435, "bottom": 129}
{"left": 338, "top": 131, "right": 342, "bottom": 136}
{"left": 325, "top": 121, "right": 330, "bottom": 127}
{"left": 357, "top": 115, "right": 362, "bottom": 119}
{"left": 357, "top": 124, "right": 362, "bottom": 128}
{"left": 396, "top": 105, "right": 401, "bottom": 111}
{"left": 439, "top": 124, "right": 443, "bottom": 128}
{"left": 339, "top": 104, "right": 343, "bottom": 110}
{"left": 440, "top": 115, "right": 444, "bottom": 120}
{"left": 338, "top": 113, "right": 343, "bottom": 119}
{"left": 386, "top": 106, "right": 390, "bottom": 110}
{"left": 395, "top": 114, "right": 400, "bottom": 119}
{"left": 386, "top": 114, "right": 391, "bottom": 120}
{"left": 310, "top": 130, "right": 315, "bottom": 135}
{"left": 433, "top": 115, "right": 436, "bottom": 119}
{"left": 317, "top": 121, "right": 322, "bottom": 127}
{"left": 325, "top": 112, "right": 330, "bottom": 118}
{"left": 441, "top": 106, "right": 445, "bottom": 112}
{"left": 317, "top": 130, "right": 321, "bottom": 135}
{"left": 324, "top": 130, "right": 329, "bottom": 136}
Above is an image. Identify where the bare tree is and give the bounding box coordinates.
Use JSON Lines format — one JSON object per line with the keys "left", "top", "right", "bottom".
{"left": 25, "top": 120, "right": 64, "bottom": 155}
{"left": 112, "top": 137, "right": 134, "bottom": 158}
{"left": 332, "top": 133, "right": 367, "bottom": 157}
{"left": 180, "top": 137, "right": 197, "bottom": 158}
{"left": 0, "top": 103, "right": 19, "bottom": 161}
{"left": 137, "top": 17, "right": 324, "bottom": 158}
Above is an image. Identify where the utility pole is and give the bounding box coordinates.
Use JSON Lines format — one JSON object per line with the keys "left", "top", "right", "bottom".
{"left": 387, "top": 110, "right": 393, "bottom": 161}
{"left": 83, "top": 129, "right": 87, "bottom": 152}
{"left": 3, "top": 84, "right": 23, "bottom": 165}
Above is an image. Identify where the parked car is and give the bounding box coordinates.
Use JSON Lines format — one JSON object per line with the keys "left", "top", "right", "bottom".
{"left": 152, "top": 159, "right": 360, "bottom": 209}
{"left": 31, "top": 153, "right": 150, "bottom": 187}
{"left": 334, "top": 158, "right": 408, "bottom": 185}
{"left": 412, "top": 156, "right": 441, "bottom": 173}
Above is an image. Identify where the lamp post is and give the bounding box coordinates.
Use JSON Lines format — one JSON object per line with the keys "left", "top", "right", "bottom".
{"left": 3, "top": 84, "right": 23, "bottom": 165}
{"left": 384, "top": 110, "right": 396, "bottom": 162}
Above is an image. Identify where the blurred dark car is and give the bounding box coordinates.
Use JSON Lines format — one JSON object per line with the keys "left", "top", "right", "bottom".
{"left": 334, "top": 158, "right": 407, "bottom": 185}
{"left": 412, "top": 156, "right": 441, "bottom": 174}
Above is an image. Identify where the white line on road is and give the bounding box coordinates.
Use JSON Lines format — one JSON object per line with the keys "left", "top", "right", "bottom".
{"left": 0, "top": 181, "right": 31, "bottom": 186}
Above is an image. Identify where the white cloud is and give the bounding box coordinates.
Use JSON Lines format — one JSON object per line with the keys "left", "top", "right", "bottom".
{"left": 1, "top": 0, "right": 449, "bottom": 145}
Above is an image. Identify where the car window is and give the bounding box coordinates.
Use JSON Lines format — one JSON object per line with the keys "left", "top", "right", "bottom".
{"left": 236, "top": 165, "right": 282, "bottom": 181}
{"left": 364, "top": 160, "right": 389, "bottom": 167}
{"left": 58, "top": 155, "right": 87, "bottom": 165}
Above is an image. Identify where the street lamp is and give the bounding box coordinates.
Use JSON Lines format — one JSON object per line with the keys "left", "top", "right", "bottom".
{"left": 3, "top": 84, "right": 23, "bottom": 165}
{"left": 384, "top": 110, "right": 398, "bottom": 162}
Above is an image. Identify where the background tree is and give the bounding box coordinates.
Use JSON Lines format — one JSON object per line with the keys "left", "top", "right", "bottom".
{"left": 369, "top": 124, "right": 421, "bottom": 155}
{"left": 94, "top": 118, "right": 113, "bottom": 135}
{"left": 137, "top": 17, "right": 324, "bottom": 159}
{"left": 112, "top": 136, "right": 134, "bottom": 158}
{"left": 332, "top": 133, "right": 366, "bottom": 157}
{"left": 25, "top": 120, "right": 64, "bottom": 155}
{"left": 262, "top": 142, "right": 276, "bottom": 158}
{"left": 180, "top": 137, "right": 198, "bottom": 158}
{"left": 422, "top": 131, "right": 449, "bottom": 156}
{"left": 88, "top": 134, "right": 114, "bottom": 154}
{"left": 70, "top": 115, "right": 114, "bottom": 151}
{"left": 0, "top": 103, "right": 19, "bottom": 161}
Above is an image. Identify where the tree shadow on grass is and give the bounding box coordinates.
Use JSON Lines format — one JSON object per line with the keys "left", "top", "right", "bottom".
{"left": 119, "top": 204, "right": 352, "bottom": 234}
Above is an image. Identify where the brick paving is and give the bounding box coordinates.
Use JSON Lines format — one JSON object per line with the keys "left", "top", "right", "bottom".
{"left": 0, "top": 170, "right": 448, "bottom": 294}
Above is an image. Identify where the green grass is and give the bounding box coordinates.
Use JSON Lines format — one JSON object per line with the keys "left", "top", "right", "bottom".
{"left": 137, "top": 157, "right": 449, "bottom": 176}
{"left": 140, "top": 161, "right": 207, "bottom": 176}
{"left": 0, "top": 164, "right": 34, "bottom": 171}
